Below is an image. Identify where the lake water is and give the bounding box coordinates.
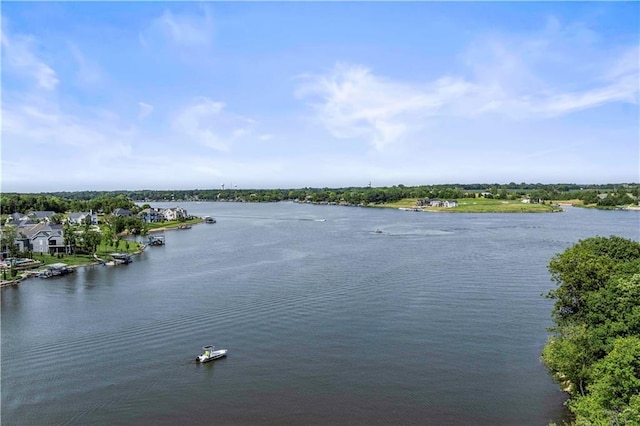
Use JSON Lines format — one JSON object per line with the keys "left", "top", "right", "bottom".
{"left": 2, "top": 202, "right": 639, "bottom": 425}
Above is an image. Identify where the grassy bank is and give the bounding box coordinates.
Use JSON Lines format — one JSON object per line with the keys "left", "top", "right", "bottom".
{"left": 31, "top": 239, "right": 145, "bottom": 267}
{"left": 146, "top": 217, "right": 203, "bottom": 231}
{"left": 380, "top": 197, "right": 562, "bottom": 213}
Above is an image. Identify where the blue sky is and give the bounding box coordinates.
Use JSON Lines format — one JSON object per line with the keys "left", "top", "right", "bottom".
{"left": 2, "top": 2, "right": 638, "bottom": 192}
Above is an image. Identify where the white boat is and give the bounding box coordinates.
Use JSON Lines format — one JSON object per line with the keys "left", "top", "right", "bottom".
{"left": 196, "top": 345, "right": 227, "bottom": 363}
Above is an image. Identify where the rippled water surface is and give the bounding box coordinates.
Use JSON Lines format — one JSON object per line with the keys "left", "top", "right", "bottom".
{"left": 3, "top": 203, "right": 638, "bottom": 425}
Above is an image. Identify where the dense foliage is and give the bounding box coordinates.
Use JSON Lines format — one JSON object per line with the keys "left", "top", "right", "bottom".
{"left": 0, "top": 193, "right": 137, "bottom": 215}
{"left": 543, "top": 236, "right": 640, "bottom": 424}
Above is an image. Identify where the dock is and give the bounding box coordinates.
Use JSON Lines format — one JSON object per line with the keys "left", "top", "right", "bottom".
{"left": 148, "top": 235, "right": 166, "bottom": 246}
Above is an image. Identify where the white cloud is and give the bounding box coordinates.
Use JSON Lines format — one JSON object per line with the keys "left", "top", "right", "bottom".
{"left": 140, "top": 6, "right": 214, "bottom": 49}
{"left": 1, "top": 28, "right": 59, "bottom": 91}
{"left": 172, "top": 98, "right": 255, "bottom": 151}
{"left": 138, "top": 102, "right": 154, "bottom": 121}
{"left": 296, "top": 64, "right": 445, "bottom": 150}
{"left": 296, "top": 20, "right": 638, "bottom": 151}
{"left": 2, "top": 95, "right": 135, "bottom": 162}
{"left": 68, "top": 42, "right": 106, "bottom": 89}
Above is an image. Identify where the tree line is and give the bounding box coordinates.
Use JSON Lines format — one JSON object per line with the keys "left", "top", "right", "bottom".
{"left": 2, "top": 183, "right": 638, "bottom": 213}
{"left": 543, "top": 236, "right": 640, "bottom": 424}
{"left": 0, "top": 193, "right": 137, "bottom": 215}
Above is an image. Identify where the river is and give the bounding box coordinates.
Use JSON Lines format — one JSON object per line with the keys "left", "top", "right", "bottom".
{"left": 2, "top": 202, "right": 638, "bottom": 425}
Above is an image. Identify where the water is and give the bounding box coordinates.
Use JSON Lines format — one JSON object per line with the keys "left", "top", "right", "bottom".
{"left": 2, "top": 203, "right": 638, "bottom": 425}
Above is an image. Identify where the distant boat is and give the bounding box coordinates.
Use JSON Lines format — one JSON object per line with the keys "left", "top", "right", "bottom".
{"left": 203, "top": 216, "right": 216, "bottom": 224}
{"left": 177, "top": 224, "right": 192, "bottom": 230}
{"left": 196, "top": 345, "right": 227, "bottom": 363}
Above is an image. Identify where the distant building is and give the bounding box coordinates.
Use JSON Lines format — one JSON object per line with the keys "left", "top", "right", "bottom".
{"left": 113, "top": 208, "right": 132, "bottom": 217}
{"left": 28, "top": 211, "right": 56, "bottom": 222}
{"left": 139, "top": 208, "right": 165, "bottom": 223}
{"left": 138, "top": 207, "right": 189, "bottom": 222}
{"left": 5, "top": 223, "right": 66, "bottom": 255}
{"left": 416, "top": 198, "right": 458, "bottom": 208}
{"left": 163, "top": 207, "right": 188, "bottom": 221}
{"left": 522, "top": 198, "right": 543, "bottom": 204}
{"left": 68, "top": 211, "right": 98, "bottom": 225}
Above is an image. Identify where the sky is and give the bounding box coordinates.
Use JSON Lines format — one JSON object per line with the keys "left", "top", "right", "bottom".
{"left": 1, "top": 2, "right": 638, "bottom": 192}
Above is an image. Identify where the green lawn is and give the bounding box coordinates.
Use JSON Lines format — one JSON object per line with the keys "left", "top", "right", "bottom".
{"left": 382, "top": 197, "right": 562, "bottom": 213}
{"left": 146, "top": 217, "right": 203, "bottom": 230}
{"left": 32, "top": 239, "right": 144, "bottom": 267}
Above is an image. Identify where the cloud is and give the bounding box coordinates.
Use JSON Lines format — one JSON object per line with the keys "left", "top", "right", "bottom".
{"left": 172, "top": 98, "right": 255, "bottom": 151}
{"left": 140, "top": 6, "right": 214, "bottom": 50}
{"left": 1, "top": 26, "right": 59, "bottom": 91}
{"left": 296, "top": 64, "right": 447, "bottom": 150}
{"left": 2, "top": 94, "right": 135, "bottom": 162}
{"left": 68, "top": 42, "right": 106, "bottom": 89}
{"left": 296, "top": 19, "right": 638, "bottom": 151}
{"left": 138, "top": 102, "right": 154, "bottom": 120}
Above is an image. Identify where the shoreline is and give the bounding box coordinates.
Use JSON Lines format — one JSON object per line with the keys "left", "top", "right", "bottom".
{"left": 0, "top": 244, "right": 148, "bottom": 288}
{"left": 2, "top": 221, "right": 204, "bottom": 287}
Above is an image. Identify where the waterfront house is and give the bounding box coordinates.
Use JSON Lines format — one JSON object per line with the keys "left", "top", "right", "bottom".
{"left": 163, "top": 207, "right": 188, "bottom": 221}
{"left": 113, "top": 208, "right": 132, "bottom": 217}
{"left": 22, "top": 223, "right": 66, "bottom": 254}
{"left": 416, "top": 198, "right": 458, "bottom": 208}
{"left": 139, "top": 208, "right": 165, "bottom": 223}
{"left": 28, "top": 211, "right": 56, "bottom": 222}
{"left": 11, "top": 233, "right": 32, "bottom": 254}
{"left": 68, "top": 211, "right": 99, "bottom": 225}
{"left": 6, "top": 213, "right": 28, "bottom": 224}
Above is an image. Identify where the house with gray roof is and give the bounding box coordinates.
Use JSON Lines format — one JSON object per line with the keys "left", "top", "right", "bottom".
{"left": 68, "top": 211, "right": 98, "bottom": 225}
{"left": 28, "top": 211, "right": 57, "bottom": 222}
{"left": 6, "top": 212, "right": 28, "bottom": 224}
{"left": 139, "top": 208, "right": 165, "bottom": 223}
{"left": 23, "top": 223, "right": 66, "bottom": 254}
{"left": 113, "top": 208, "right": 132, "bottom": 217}
{"left": 163, "top": 207, "right": 188, "bottom": 221}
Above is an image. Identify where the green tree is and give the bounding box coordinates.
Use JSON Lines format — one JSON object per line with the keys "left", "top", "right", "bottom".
{"left": 498, "top": 186, "right": 508, "bottom": 200}
{"left": 580, "top": 191, "right": 599, "bottom": 205}
{"left": 543, "top": 237, "right": 640, "bottom": 424}
{"left": 547, "top": 236, "right": 640, "bottom": 325}
{"left": 0, "top": 225, "right": 20, "bottom": 258}
{"left": 63, "top": 223, "right": 77, "bottom": 254}
{"left": 50, "top": 213, "right": 65, "bottom": 225}
{"left": 571, "top": 337, "right": 640, "bottom": 424}
{"left": 83, "top": 230, "right": 102, "bottom": 254}
{"left": 542, "top": 323, "right": 599, "bottom": 396}
{"left": 102, "top": 225, "right": 115, "bottom": 248}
